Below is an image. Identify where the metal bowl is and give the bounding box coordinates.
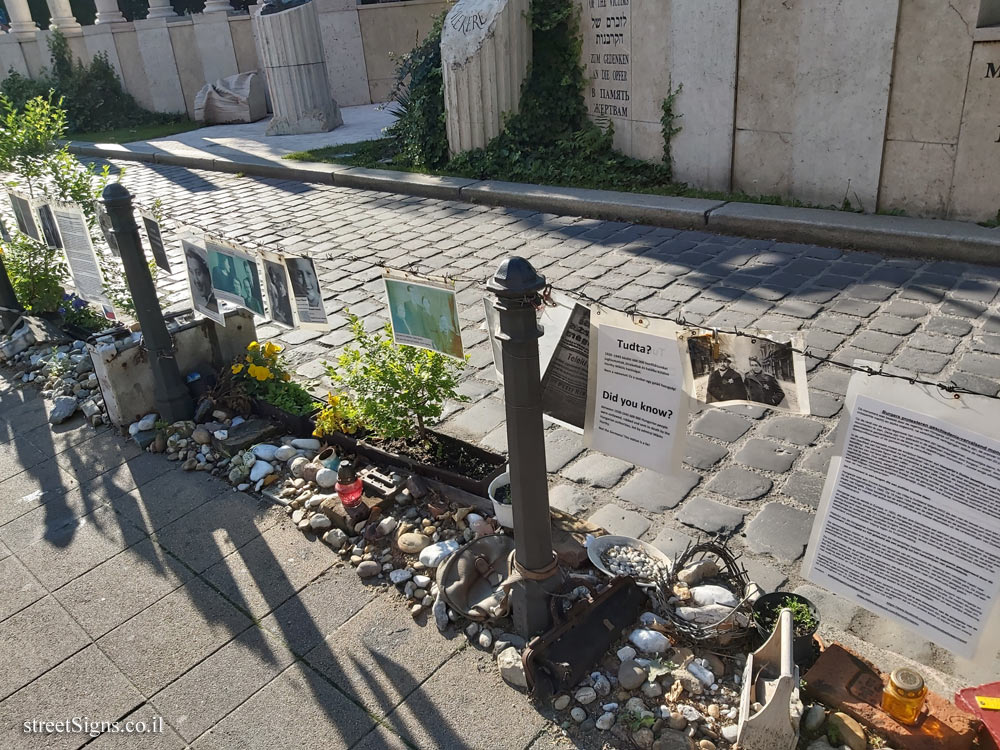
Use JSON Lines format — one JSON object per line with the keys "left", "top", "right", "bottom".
{"left": 588, "top": 535, "right": 673, "bottom": 586}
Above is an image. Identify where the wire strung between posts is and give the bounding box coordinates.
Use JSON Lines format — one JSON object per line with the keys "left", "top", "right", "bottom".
{"left": 144, "top": 207, "right": 1000, "bottom": 402}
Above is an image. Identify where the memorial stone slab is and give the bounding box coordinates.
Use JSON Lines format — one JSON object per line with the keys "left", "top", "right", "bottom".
{"left": 674, "top": 496, "right": 748, "bottom": 535}
{"left": 744, "top": 502, "right": 814, "bottom": 562}
{"left": 616, "top": 468, "right": 700, "bottom": 512}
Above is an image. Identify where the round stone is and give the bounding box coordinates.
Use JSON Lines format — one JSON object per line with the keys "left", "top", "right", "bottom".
{"left": 397, "top": 532, "right": 432, "bottom": 554}
{"left": 356, "top": 560, "right": 380, "bottom": 578}
{"left": 618, "top": 660, "right": 648, "bottom": 691}
{"left": 596, "top": 711, "right": 615, "bottom": 730}
{"left": 575, "top": 687, "right": 597, "bottom": 705}
{"left": 553, "top": 695, "right": 571, "bottom": 711}
{"left": 570, "top": 707, "right": 587, "bottom": 723}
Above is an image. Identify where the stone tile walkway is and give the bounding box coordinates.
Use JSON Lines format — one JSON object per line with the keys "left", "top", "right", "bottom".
{"left": 0, "top": 384, "right": 557, "bottom": 749}
{"left": 102, "top": 159, "right": 1000, "bottom": 688}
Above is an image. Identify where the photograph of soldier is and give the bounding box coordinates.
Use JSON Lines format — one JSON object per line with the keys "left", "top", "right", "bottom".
{"left": 686, "top": 332, "right": 806, "bottom": 412}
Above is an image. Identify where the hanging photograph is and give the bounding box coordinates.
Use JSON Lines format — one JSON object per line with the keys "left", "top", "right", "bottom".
{"left": 51, "top": 202, "right": 105, "bottom": 303}
{"left": 34, "top": 202, "right": 62, "bottom": 249}
{"left": 8, "top": 191, "right": 39, "bottom": 241}
{"left": 182, "top": 238, "right": 225, "bottom": 325}
{"left": 383, "top": 268, "right": 463, "bottom": 360}
{"left": 284, "top": 255, "right": 328, "bottom": 329}
{"left": 140, "top": 211, "right": 171, "bottom": 272}
{"left": 95, "top": 200, "right": 119, "bottom": 256}
{"left": 681, "top": 329, "right": 810, "bottom": 414}
{"left": 0, "top": 216, "right": 11, "bottom": 244}
{"left": 206, "top": 238, "right": 265, "bottom": 316}
{"left": 262, "top": 252, "right": 295, "bottom": 328}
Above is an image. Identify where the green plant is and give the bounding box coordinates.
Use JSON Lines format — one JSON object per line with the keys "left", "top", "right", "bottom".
{"left": 384, "top": 12, "right": 449, "bottom": 170}
{"left": 661, "top": 82, "right": 683, "bottom": 171}
{"left": 58, "top": 292, "right": 109, "bottom": 332}
{"left": 325, "top": 313, "right": 467, "bottom": 440}
{"left": 256, "top": 379, "right": 321, "bottom": 416}
{"left": 0, "top": 233, "right": 68, "bottom": 312}
{"left": 622, "top": 710, "right": 655, "bottom": 731}
{"left": 313, "top": 393, "right": 361, "bottom": 438}
{"left": 229, "top": 340, "right": 319, "bottom": 415}
{"left": 781, "top": 595, "right": 818, "bottom": 632}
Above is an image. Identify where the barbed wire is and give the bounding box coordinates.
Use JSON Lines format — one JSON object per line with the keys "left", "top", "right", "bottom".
{"left": 144, "top": 205, "right": 1000, "bottom": 402}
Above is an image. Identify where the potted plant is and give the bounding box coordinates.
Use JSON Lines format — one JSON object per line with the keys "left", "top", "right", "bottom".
{"left": 230, "top": 340, "right": 322, "bottom": 435}
{"left": 751, "top": 591, "right": 819, "bottom": 666}
{"left": 487, "top": 469, "right": 513, "bottom": 528}
{"left": 320, "top": 314, "right": 506, "bottom": 496}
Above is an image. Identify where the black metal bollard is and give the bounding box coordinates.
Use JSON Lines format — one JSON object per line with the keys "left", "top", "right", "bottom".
{"left": 488, "top": 257, "right": 560, "bottom": 637}
{"left": 0, "top": 254, "right": 23, "bottom": 331}
{"left": 100, "top": 183, "right": 193, "bottom": 423}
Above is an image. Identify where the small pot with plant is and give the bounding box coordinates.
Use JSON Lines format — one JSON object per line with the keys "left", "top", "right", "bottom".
{"left": 318, "top": 314, "right": 506, "bottom": 496}
{"left": 487, "top": 470, "right": 513, "bottom": 528}
{"left": 229, "top": 340, "right": 321, "bottom": 435}
{"left": 751, "top": 591, "right": 820, "bottom": 666}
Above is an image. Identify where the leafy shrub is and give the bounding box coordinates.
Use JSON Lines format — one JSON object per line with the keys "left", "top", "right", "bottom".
{"left": 58, "top": 293, "right": 109, "bottom": 333}
{"left": 384, "top": 13, "right": 449, "bottom": 170}
{"left": 325, "top": 314, "right": 467, "bottom": 440}
{"left": 230, "top": 340, "right": 321, "bottom": 416}
{"left": 313, "top": 393, "right": 360, "bottom": 438}
{"left": 1, "top": 233, "right": 68, "bottom": 313}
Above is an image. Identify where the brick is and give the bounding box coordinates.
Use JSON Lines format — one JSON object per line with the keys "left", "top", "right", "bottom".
{"left": 548, "top": 484, "right": 594, "bottom": 516}
{"left": 882, "top": 300, "right": 927, "bottom": 319}
{"left": 762, "top": 416, "right": 825, "bottom": 446}
{"left": 808, "top": 391, "right": 843, "bottom": 418}
{"left": 616, "top": 468, "right": 700, "bottom": 512}
{"left": 544, "top": 429, "right": 585, "bottom": 473}
{"left": 705, "top": 467, "right": 772, "bottom": 501}
{"left": 939, "top": 299, "right": 986, "bottom": 319}
{"left": 744, "top": 503, "right": 814, "bottom": 562}
{"left": 735, "top": 439, "right": 800, "bottom": 473}
{"left": 674, "top": 496, "right": 749, "bottom": 535}
{"left": 562, "top": 453, "right": 632, "bottom": 488}
{"left": 682, "top": 437, "right": 729, "bottom": 470}
{"left": 908, "top": 333, "right": 959, "bottom": 354}
{"left": 692, "top": 410, "right": 752, "bottom": 442}
{"left": 868, "top": 316, "right": 919, "bottom": 335}
{"left": 587, "top": 503, "right": 651, "bottom": 538}
{"left": 956, "top": 352, "right": 1000, "bottom": 379}
{"left": 781, "top": 471, "right": 826, "bottom": 508}
{"left": 891, "top": 348, "right": 950, "bottom": 374}
{"left": 829, "top": 299, "right": 879, "bottom": 318}
{"left": 851, "top": 330, "right": 902, "bottom": 355}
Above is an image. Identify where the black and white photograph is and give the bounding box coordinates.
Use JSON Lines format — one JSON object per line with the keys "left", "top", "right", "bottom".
{"left": 0, "top": 216, "right": 11, "bottom": 244}
{"left": 206, "top": 239, "right": 265, "bottom": 316}
{"left": 141, "top": 212, "right": 171, "bottom": 272}
{"left": 383, "top": 269, "right": 463, "bottom": 359}
{"left": 96, "top": 201, "right": 119, "bottom": 256}
{"left": 684, "top": 330, "right": 810, "bottom": 414}
{"left": 285, "top": 256, "right": 328, "bottom": 328}
{"left": 35, "top": 202, "right": 62, "bottom": 249}
{"left": 183, "top": 238, "right": 224, "bottom": 325}
{"left": 8, "top": 191, "right": 39, "bottom": 241}
{"left": 262, "top": 252, "right": 295, "bottom": 328}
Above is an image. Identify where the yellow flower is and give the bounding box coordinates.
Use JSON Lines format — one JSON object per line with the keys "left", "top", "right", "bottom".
{"left": 247, "top": 341, "right": 259, "bottom": 351}
{"left": 245, "top": 354, "right": 252, "bottom": 363}
{"left": 254, "top": 367, "right": 272, "bottom": 382}
{"left": 282, "top": 372, "right": 291, "bottom": 382}
{"left": 231, "top": 363, "right": 244, "bottom": 374}
{"left": 263, "top": 341, "right": 281, "bottom": 357}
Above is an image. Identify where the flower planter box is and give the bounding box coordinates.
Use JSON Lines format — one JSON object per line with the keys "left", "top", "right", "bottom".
{"left": 325, "top": 428, "right": 506, "bottom": 497}
{"left": 252, "top": 398, "right": 319, "bottom": 437}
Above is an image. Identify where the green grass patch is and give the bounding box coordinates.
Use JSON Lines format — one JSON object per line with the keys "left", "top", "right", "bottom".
{"left": 71, "top": 119, "right": 202, "bottom": 144}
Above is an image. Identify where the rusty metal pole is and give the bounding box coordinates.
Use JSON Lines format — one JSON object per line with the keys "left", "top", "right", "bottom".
{"left": 488, "top": 257, "right": 559, "bottom": 637}
{"left": 100, "top": 182, "right": 193, "bottom": 423}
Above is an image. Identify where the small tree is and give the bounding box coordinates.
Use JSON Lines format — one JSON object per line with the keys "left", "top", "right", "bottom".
{"left": 326, "top": 313, "right": 468, "bottom": 440}
{"left": 1, "top": 233, "right": 68, "bottom": 313}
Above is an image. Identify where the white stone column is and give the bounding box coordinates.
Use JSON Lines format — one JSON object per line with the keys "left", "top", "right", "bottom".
{"left": 145, "top": 0, "right": 177, "bottom": 19}
{"left": 257, "top": 1, "right": 342, "bottom": 135}
{"left": 4, "top": 0, "right": 38, "bottom": 34}
{"left": 94, "top": 0, "right": 125, "bottom": 24}
{"left": 203, "top": 0, "right": 233, "bottom": 13}
{"left": 45, "top": 0, "right": 82, "bottom": 30}
{"left": 441, "top": 0, "right": 532, "bottom": 155}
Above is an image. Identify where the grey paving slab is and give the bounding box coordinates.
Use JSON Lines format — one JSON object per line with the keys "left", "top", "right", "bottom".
{"left": 201, "top": 521, "right": 336, "bottom": 620}
{"left": 0, "top": 596, "right": 89, "bottom": 701}
{"left": 543, "top": 429, "right": 586, "bottom": 473}
{"left": 350, "top": 726, "right": 412, "bottom": 750}
{"left": 740, "top": 557, "right": 788, "bottom": 593}
{"left": 674, "top": 496, "right": 749, "bottom": 535}
{"left": 615, "top": 468, "right": 700, "bottom": 512}
{"left": 52, "top": 538, "right": 194, "bottom": 639}
{"left": 868, "top": 315, "right": 920, "bottom": 335}
{"left": 892, "top": 347, "right": 950, "bottom": 374}
{"left": 85, "top": 704, "right": 188, "bottom": 750}
{"left": 548, "top": 484, "right": 595, "bottom": 516}
{"left": 0, "top": 437, "right": 49, "bottom": 483}
{"left": 705, "top": 467, "right": 772, "bottom": 501}
{"left": 0, "top": 645, "right": 144, "bottom": 750}
{"left": 97, "top": 577, "right": 252, "bottom": 695}
{"left": 0, "top": 539, "right": 9, "bottom": 562}
{"left": 110, "top": 469, "right": 228, "bottom": 534}
{"left": 192, "top": 660, "right": 374, "bottom": 750}
{"left": 561, "top": 453, "right": 632, "bottom": 488}
{"left": 305, "top": 598, "right": 462, "bottom": 720}
{"left": 650, "top": 526, "right": 695, "bottom": 560}
{"left": 735, "top": 439, "right": 800, "bottom": 473}
{"left": 51, "top": 431, "right": 143, "bottom": 483}
{"left": 258, "top": 567, "right": 377, "bottom": 656}
{"left": 692, "top": 410, "right": 752, "bottom": 442}
{"left": 21, "top": 416, "right": 110, "bottom": 459}
{"left": 587, "top": 503, "right": 650, "bottom": 538}
{"left": 153, "top": 490, "right": 283, "bottom": 573}
{"left": 744, "top": 503, "right": 815, "bottom": 562}
{"left": 152, "top": 627, "right": 296, "bottom": 743}
{"left": 781, "top": 470, "right": 827, "bottom": 509}
{"left": 382, "top": 648, "right": 548, "bottom": 750}
{"left": 808, "top": 391, "right": 844, "bottom": 418}
{"left": 0, "top": 555, "right": 45, "bottom": 621}
{"left": 682, "top": 436, "right": 729, "bottom": 469}
{"left": 441, "top": 397, "right": 506, "bottom": 441}
{"left": 16, "top": 504, "right": 148, "bottom": 591}
{"left": 924, "top": 316, "right": 972, "bottom": 336}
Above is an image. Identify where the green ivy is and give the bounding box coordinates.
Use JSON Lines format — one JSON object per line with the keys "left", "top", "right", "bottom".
{"left": 661, "top": 82, "right": 683, "bottom": 170}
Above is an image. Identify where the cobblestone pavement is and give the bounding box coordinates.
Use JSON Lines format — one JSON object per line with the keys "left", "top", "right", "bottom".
{"left": 106, "top": 161, "right": 1000, "bottom": 686}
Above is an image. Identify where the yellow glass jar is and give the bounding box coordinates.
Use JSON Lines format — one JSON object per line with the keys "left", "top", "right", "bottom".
{"left": 881, "top": 668, "right": 927, "bottom": 725}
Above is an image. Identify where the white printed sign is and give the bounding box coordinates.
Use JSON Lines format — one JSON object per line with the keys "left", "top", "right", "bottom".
{"left": 584, "top": 307, "right": 689, "bottom": 475}
{"left": 802, "top": 369, "right": 1000, "bottom": 659}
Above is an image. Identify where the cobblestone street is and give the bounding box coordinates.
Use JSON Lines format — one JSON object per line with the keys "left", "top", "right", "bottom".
{"left": 109, "top": 159, "right": 1000, "bottom": 688}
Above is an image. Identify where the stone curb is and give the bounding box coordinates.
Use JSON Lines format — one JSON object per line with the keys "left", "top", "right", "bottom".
{"left": 68, "top": 144, "right": 1000, "bottom": 265}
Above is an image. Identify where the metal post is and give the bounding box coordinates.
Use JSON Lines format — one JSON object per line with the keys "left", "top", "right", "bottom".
{"left": 488, "top": 257, "right": 559, "bottom": 637}
{"left": 100, "top": 183, "right": 193, "bottom": 423}
{"left": 0, "top": 254, "right": 24, "bottom": 332}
